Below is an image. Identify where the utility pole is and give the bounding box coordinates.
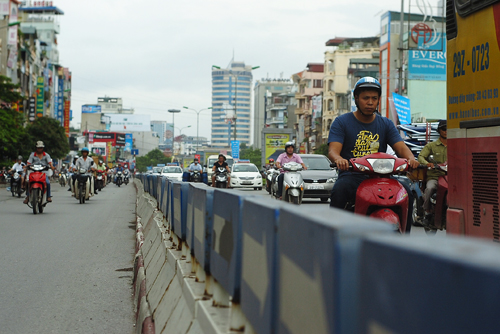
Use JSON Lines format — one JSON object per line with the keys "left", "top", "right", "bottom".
{"left": 398, "top": 0, "right": 405, "bottom": 95}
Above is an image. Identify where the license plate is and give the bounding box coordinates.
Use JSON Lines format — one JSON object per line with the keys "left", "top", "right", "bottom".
{"left": 242, "top": 181, "right": 252, "bottom": 185}
{"left": 308, "top": 184, "right": 324, "bottom": 190}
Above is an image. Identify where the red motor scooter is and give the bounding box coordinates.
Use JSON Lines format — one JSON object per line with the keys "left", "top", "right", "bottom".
{"left": 333, "top": 152, "right": 411, "bottom": 233}
{"left": 423, "top": 159, "right": 448, "bottom": 234}
{"left": 27, "top": 164, "right": 50, "bottom": 214}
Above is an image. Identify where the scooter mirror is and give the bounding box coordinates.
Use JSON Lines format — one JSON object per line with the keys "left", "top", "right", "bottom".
{"left": 428, "top": 155, "right": 435, "bottom": 163}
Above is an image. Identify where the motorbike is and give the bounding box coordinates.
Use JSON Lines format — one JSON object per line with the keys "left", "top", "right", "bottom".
{"left": 58, "top": 172, "right": 67, "bottom": 187}
{"left": 272, "top": 162, "right": 304, "bottom": 205}
{"left": 26, "top": 164, "right": 50, "bottom": 214}
{"left": 75, "top": 168, "right": 91, "bottom": 204}
{"left": 332, "top": 152, "right": 412, "bottom": 233}
{"left": 10, "top": 171, "right": 24, "bottom": 197}
{"left": 423, "top": 156, "right": 448, "bottom": 234}
{"left": 116, "top": 171, "right": 123, "bottom": 187}
{"left": 124, "top": 169, "right": 130, "bottom": 185}
{"left": 190, "top": 170, "right": 202, "bottom": 182}
{"left": 107, "top": 171, "right": 112, "bottom": 184}
{"left": 95, "top": 171, "right": 105, "bottom": 192}
{"left": 214, "top": 167, "right": 228, "bottom": 188}
{"left": 266, "top": 167, "right": 278, "bottom": 194}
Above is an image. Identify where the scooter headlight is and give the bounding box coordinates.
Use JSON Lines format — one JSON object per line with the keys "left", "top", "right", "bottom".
{"left": 395, "top": 163, "right": 407, "bottom": 172}
{"left": 367, "top": 159, "right": 395, "bottom": 174}
{"left": 354, "top": 163, "right": 370, "bottom": 172}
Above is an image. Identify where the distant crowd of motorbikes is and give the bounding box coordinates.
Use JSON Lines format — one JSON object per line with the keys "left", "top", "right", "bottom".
{"left": 1, "top": 163, "right": 132, "bottom": 213}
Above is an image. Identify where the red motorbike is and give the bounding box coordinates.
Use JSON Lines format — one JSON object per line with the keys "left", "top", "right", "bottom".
{"left": 333, "top": 152, "right": 411, "bottom": 233}
{"left": 423, "top": 159, "right": 448, "bottom": 234}
{"left": 27, "top": 164, "right": 50, "bottom": 214}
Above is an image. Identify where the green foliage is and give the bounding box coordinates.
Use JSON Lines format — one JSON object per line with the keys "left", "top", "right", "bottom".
{"left": 314, "top": 143, "right": 329, "bottom": 157}
{"left": 0, "top": 76, "right": 27, "bottom": 164}
{"left": 135, "top": 149, "right": 171, "bottom": 172}
{"left": 26, "top": 117, "right": 70, "bottom": 159}
{"left": 240, "top": 146, "right": 262, "bottom": 169}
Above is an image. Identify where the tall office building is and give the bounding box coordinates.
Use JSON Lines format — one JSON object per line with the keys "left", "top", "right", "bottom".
{"left": 211, "top": 61, "right": 253, "bottom": 148}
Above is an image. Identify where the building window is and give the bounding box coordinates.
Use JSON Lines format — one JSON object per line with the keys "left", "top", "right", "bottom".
{"left": 313, "top": 80, "right": 323, "bottom": 88}
{"left": 328, "top": 80, "right": 334, "bottom": 91}
{"left": 328, "top": 99, "right": 334, "bottom": 111}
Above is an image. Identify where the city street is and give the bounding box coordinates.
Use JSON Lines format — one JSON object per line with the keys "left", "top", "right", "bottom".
{"left": 235, "top": 187, "right": 446, "bottom": 237}
{"left": 0, "top": 182, "right": 136, "bottom": 334}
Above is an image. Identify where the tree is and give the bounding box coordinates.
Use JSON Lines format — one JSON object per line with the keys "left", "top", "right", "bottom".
{"left": 240, "top": 146, "right": 262, "bottom": 169}
{"left": 0, "top": 75, "right": 27, "bottom": 165}
{"left": 135, "top": 149, "right": 171, "bottom": 172}
{"left": 314, "top": 143, "right": 329, "bottom": 157}
{"left": 26, "top": 117, "right": 70, "bottom": 159}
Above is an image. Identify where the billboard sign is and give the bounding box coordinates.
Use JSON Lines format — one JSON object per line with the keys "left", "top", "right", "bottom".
{"left": 116, "top": 133, "right": 126, "bottom": 146}
{"left": 82, "top": 105, "right": 102, "bottom": 113}
{"left": 264, "top": 134, "right": 290, "bottom": 163}
{"left": 36, "top": 76, "right": 44, "bottom": 117}
{"left": 408, "top": 33, "right": 447, "bottom": 81}
{"left": 107, "top": 114, "right": 151, "bottom": 132}
{"left": 64, "top": 101, "right": 70, "bottom": 137}
{"left": 8, "top": 2, "right": 17, "bottom": 46}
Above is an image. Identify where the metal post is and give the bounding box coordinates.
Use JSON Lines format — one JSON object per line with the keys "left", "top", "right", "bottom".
{"left": 233, "top": 75, "right": 237, "bottom": 141}
{"left": 398, "top": 0, "right": 405, "bottom": 95}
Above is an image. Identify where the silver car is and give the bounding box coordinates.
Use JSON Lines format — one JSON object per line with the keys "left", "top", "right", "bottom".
{"left": 298, "top": 154, "right": 337, "bottom": 202}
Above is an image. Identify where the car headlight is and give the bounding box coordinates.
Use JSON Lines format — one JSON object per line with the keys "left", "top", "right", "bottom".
{"left": 367, "top": 159, "right": 395, "bottom": 174}
{"left": 326, "top": 178, "right": 335, "bottom": 183}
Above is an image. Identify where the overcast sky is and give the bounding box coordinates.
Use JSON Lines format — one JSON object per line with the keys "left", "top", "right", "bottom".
{"left": 56, "top": 0, "right": 407, "bottom": 141}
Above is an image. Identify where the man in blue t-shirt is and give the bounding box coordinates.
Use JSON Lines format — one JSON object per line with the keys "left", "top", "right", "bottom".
{"left": 327, "top": 77, "right": 419, "bottom": 229}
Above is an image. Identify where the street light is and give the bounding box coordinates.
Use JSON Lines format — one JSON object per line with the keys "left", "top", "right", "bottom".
{"left": 0, "top": 21, "right": 21, "bottom": 29}
{"left": 168, "top": 109, "right": 181, "bottom": 154}
{"left": 183, "top": 106, "right": 212, "bottom": 150}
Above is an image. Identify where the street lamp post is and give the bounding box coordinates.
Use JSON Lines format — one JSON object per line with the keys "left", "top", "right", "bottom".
{"left": 168, "top": 109, "right": 181, "bottom": 154}
{"left": 183, "top": 106, "right": 212, "bottom": 151}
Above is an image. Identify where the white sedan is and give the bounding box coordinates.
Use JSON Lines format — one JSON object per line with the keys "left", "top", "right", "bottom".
{"left": 230, "top": 163, "right": 263, "bottom": 190}
{"left": 161, "top": 166, "right": 183, "bottom": 181}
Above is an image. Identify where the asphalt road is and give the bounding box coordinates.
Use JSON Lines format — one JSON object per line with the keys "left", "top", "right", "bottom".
{"left": 235, "top": 187, "right": 446, "bottom": 237}
{"left": 0, "top": 181, "right": 136, "bottom": 333}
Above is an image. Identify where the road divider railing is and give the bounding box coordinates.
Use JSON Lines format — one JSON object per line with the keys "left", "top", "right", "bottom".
{"left": 134, "top": 174, "right": 500, "bottom": 334}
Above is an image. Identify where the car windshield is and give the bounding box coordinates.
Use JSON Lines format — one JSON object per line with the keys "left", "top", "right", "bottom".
{"left": 162, "top": 166, "right": 182, "bottom": 174}
{"left": 152, "top": 167, "right": 162, "bottom": 173}
{"left": 233, "top": 164, "right": 259, "bottom": 173}
{"left": 300, "top": 156, "right": 331, "bottom": 170}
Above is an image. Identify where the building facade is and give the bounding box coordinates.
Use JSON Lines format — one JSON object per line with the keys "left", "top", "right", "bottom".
{"left": 211, "top": 61, "right": 253, "bottom": 148}
{"left": 253, "top": 78, "right": 294, "bottom": 148}
{"left": 292, "top": 63, "right": 324, "bottom": 153}
{"left": 322, "top": 37, "right": 379, "bottom": 143}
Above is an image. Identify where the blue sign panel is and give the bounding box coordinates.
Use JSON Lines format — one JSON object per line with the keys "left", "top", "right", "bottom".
{"left": 57, "top": 77, "right": 64, "bottom": 125}
{"left": 392, "top": 93, "right": 411, "bottom": 125}
{"left": 131, "top": 149, "right": 139, "bottom": 156}
{"left": 82, "top": 105, "right": 102, "bottom": 113}
{"left": 408, "top": 33, "right": 446, "bottom": 81}
{"left": 231, "top": 140, "right": 240, "bottom": 159}
{"left": 125, "top": 133, "right": 133, "bottom": 152}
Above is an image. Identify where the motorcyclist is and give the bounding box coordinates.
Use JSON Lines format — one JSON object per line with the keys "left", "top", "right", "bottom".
{"left": 211, "top": 154, "right": 231, "bottom": 188}
{"left": 95, "top": 160, "right": 107, "bottom": 190}
{"left": 24, "top": 141, "right": 56, "bottom": 204}
{"left": 275, "top": 142, "right": 307, "bottom": 199}
{"left": 9, "top": 155, "right": 26, "bottom": 191}
{"left": 114, "top": 164, "right": 124, "bottom": 183}
{"left": 68, "top": 156, "right": 78, "bottom": 192}
{"left": 327, "top": 77, "right": 419, "bottom": 229}
{"left": 188, "top": 159, "right": 203, "bottom": 172}
{"left": 417, "top": 119, "right": 447, "bottom": 226}
{"left": 73, "top": 148, "right": 96, "bottom": 197}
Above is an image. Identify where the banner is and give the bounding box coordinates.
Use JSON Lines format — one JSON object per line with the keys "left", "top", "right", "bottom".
{"left": 64, "top": 101, "right": 70, "bottom": 137}
{"left": 82, "top": 105, "right": 101, "bottom": 113}
{"left": 0, "top": 0, "right": 9, "bottom": 15}
{"left": 124, "top": 133, "right": 133, "bottom": 152}
{"left": 408, "top": 33, "right": 447, "bottom": 81}
{"left": 392, "top": 93, "right": 411, "bottom": 125}
{"left": 116, "top": 133, "right": 126, "bottom": 146}
{"left": 107, "top": 114, "right": 151, "bottom": 132}
{"left": 8, "top": 2, "right": 18, "bottom": 46}
{"left": 57, "top": 76, "right": 64, "bottom": 124}
{"left": 36, "top": 77, "right": 44, "bottom": 117}
{"left": 28, "top": 97, "right": 36, "bottom": 122}
{"left": 264, "top": 134, "right": 290, "bottom": 163}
